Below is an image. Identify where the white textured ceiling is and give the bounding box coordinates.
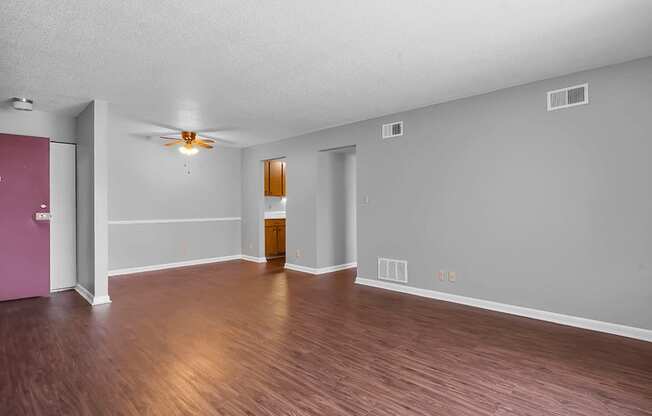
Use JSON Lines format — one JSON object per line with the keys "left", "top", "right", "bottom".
{"left": 1, "top": 1, "right": 651, "bottom": 146}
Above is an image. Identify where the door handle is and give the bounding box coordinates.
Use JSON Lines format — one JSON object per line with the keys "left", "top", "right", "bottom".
{"left": 35, "top": 212, "right": 52, "bottom": 221}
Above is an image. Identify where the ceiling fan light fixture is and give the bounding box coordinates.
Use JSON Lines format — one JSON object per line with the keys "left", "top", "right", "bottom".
{"left": 179, "top": 145, "right": 198, "bottom": 156}
{"left": 162, "top": 130, "right": 216, "bottom": 154}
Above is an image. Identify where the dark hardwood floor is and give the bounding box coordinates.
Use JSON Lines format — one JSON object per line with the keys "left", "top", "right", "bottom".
{"left": 1, "top": 259, "right": 651, "bottom": 415}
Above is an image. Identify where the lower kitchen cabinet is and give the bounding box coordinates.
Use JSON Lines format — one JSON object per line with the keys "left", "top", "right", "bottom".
{"left": 265, "top": 219, "right": 286, "bottom": 257}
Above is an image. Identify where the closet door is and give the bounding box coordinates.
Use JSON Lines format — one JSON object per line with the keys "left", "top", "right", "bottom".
{"left": 50, "top": 142, "right": 77, "bottom": 291}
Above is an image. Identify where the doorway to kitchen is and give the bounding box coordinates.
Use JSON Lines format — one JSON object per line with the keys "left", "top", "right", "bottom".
{"left": 263, "top": 158, "right": 286, "bottom": 261}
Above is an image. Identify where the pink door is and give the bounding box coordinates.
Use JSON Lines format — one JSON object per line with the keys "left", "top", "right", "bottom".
{"left": 0, "top": 133, "right": 50, "bottom": 301}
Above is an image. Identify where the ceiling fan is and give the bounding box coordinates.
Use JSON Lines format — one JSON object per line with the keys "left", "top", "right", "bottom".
{"left": 161, "top": 131, "right": 216, "bottom": 155}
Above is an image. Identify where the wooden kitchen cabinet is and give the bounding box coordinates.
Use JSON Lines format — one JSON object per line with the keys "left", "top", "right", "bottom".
{"left": 264, "top": 159, "right": 286, "bottom": 197}
{"left": 265, "top": 224, "right": 277, "bottom": 257}
{"left": 276, "top": 222, "right": 285, "bottom": 254}
{"left": 264, "top": 161, "right": 270, "bottom": 195}
{"left": 281, "top": 161, "right": 286, "bottom": 196}
{"left": 265, "top": 218, "right": 286, "bottom": 257}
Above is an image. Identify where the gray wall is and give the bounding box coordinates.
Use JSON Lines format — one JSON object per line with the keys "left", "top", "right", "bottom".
{"left": 242, "top": 57, "right": 652, "bottom": 330}
{"left": 316, "top": 150, "right": 357, "bottom": 268}
{"left": 76, "top": 103, "right": 95, "bottom": 292}
{"left": 107, "top": 110, "right": 242, "bottom": 270}
{"left": 93, "top": 101, "right": 109, "bottom": 299}
{"left": 0, "top": 106, "right": 76, "bottom": 143}
{"left": 75, "top": 100, "right": 110, "bottom": 299}
{"left": 344, "top": 152, "right": 357, "bottom": 264}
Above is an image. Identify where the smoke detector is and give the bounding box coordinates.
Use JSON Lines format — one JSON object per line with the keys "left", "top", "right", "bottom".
{"left": 12, "top": 97, "right": 33, "bottom": 111}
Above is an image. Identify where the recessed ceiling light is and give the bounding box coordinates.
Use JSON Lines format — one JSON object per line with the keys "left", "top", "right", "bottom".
{"left": 11, "top": 97, "right": 33, "bottom": 111}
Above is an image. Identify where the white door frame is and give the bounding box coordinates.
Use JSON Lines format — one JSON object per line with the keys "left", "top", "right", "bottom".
{"left": 50, "top": 142, "right": 77, "bottom": 292}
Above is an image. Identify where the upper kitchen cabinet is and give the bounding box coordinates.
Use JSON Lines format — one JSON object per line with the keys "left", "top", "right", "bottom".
{"left": 264, "top": 160, "right": 270, "bottom": 195}
{"left": 264, "top": 159, "right": 286, "bottom": 197}
{"left": 281, "top": 160, "right": 286, "bottom": 196}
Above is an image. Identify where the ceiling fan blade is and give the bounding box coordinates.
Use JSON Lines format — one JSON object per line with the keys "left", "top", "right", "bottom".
{"left": 131, "top": 131, "right": 180, "bottom": 140}
{"left": 195, "top": 142, "right": 214, "bottom": 149}
{"left": 164, "top": 140, "right": 183, "bottom": 147}
{"left": 195, "top": 137, "right": 216, "bottom": 144}
{"left": 196, "top": 133, "right": 236, "bottom": 146}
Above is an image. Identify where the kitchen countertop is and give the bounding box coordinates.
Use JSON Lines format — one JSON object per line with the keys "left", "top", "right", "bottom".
{"left": 264, "top": 211, "right": 286, "bottom": 219}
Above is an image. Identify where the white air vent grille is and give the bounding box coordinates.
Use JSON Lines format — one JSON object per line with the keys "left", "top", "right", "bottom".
{"left": 382, "top": 121, "right": 403, "bottom": 139}
{"left": 378, "top": 257, "right": 408, "bottom": 283}
{"left": 547, "top": 83, "right": 588, "bottom": 111}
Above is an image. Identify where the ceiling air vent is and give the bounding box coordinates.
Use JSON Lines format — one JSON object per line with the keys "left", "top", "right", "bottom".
{"left": 378, "top": 257, "right": 408, "bottom": 283}
{"left": 382, "top": 121, "right": 403, "bottom": 139}
{"left": 547, "top": 83, "right": 588, "bottom": 111}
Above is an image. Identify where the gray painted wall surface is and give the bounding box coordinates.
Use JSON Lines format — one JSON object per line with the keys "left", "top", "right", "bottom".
{"left": 107, "top": 110, "right": 242, "bottom": 270}
{"left": 316, "top": 151, "right": 356, "bottom": 267}
{"left": 93, "top": 100, "right": 109, "bottom": 299}
{"left": 344, "top": 153, "right": 357, "bottom": 264}
{"left": 242, "top": 57, "right": 652, "bottom": 330}
{"left": 109, "top": 221, "right": 241, "bottom": 269}
{"left": 75, "top": 102, "right": 96, "bottom": 293}
{"left": 0, "top": 107, "right": 76, "bottom": 142}
{"left": 75, "top": 100, "right": 110, "bottom": 298}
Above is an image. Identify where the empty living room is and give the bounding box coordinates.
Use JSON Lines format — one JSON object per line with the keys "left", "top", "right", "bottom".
{"left": 1, "top": 1, "right": 652, "bottom": 415}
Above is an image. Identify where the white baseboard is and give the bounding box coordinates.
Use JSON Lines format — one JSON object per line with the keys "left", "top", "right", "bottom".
{"left": 316, "top": 262, "right": 357, "bottom": 274}
{"left": 241, "top": 255, "right": 268, "bottom": 263}
{"left": 92, "top": 295, "right": 112, "bottom": 305}
{"left": 108, "top": 255, "right": 243, "bottom": 276}
{"left": 75, "top": 284, "right": 112, "bottom": 306}
{"left": 284, "top": 263, "right": 318, "bottom": 274}
{"left": 285, "top": 262, "right": 357, "bottom": 275}
{"left": 109, "top": 217, "right": 241, "bottom": 225}
{"left": 75, "top": 284, "right": 94, "bottom": 304}
{"left": 355, "top": 277, "right": 652, "bottom": 343}
{"left": 50, "top": 286, "right": 75, "bottom": 293}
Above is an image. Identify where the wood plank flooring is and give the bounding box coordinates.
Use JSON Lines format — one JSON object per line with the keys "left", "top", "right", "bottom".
{"left": 1, "top": 258, "right": 651, "bottom": 415}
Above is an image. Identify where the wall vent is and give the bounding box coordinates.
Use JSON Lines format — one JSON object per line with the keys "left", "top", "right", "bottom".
{"left": 547, "top": 83, "right": 588, "bottom": 111}
{"left": 378, "top": 257, "right": 408, "bottom": 283}
{"left": 382, "top": 121, "right": 403, "bottom": 139}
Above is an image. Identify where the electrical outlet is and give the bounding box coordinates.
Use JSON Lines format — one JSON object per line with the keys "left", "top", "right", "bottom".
{"left": 437, "top": 271, "right": 445, "bottom": 281}
{"left": 296, "top": 249, "right": 302, "bottom": 258}
{"left": 448, "top": 271, "right": 457, "bottom": 282}
{"left": 249, "top": 242, "right": 253, "bottom": 249}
